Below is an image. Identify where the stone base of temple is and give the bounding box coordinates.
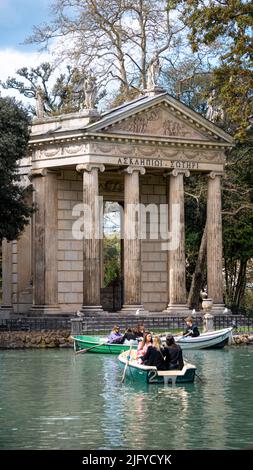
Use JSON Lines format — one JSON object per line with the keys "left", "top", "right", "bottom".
{"left": 162, "top": 304, "right": 191, "bottom": 316}
{"left": 120, "top": 304, "right": 149, "bottom": 315}
{"left": 0, "top": 306, "right": 13, "bottom": 318}
{"left": 77, "top": 305, "right": 107, "bottom": 317}
{"left": 209, "top": 304, "right": 227, "bottom": 315}
{"left": 29, "top": 305, "right": 62, "bottom": 315}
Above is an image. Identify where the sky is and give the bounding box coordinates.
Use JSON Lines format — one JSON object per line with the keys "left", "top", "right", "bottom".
{"left": 0, "top": 0, "right": 52, "bottom": 99}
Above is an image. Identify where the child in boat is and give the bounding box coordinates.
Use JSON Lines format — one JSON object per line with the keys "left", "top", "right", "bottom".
{"left": 141, "top": 335, "right": 167, "bottom": 370}
{"left": 107, "top": 325, "right": 124, "bottom": 344}
{"left": 183, "top": 316, "right": 200, "bottom": 337}
{"left": 163, "top": 334, "right": 184, "bottom": 370}
{"left": 136, "top": 331, "right": 153, "bottom": 360}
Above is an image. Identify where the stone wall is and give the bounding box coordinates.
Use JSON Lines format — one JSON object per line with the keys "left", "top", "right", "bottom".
{"left": 0, "top": 330, "right": 73, "bottom": 349}
{"left": 140, "top": 174, "right": 168, "bottom": 311}
{"left": 57, "top": 170, "right": 83, "bottom": 311}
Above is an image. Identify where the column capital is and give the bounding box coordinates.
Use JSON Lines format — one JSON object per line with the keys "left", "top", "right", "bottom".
{"left": 28, "top": 168, "right": 61, "bottom": 180}
{"left": 76, "top": 163, "right": 105, "bottom": 173}
{"left": 207, "top": 171, "right": 224, "bottom": 179}
{"left": 170, "top": 169, "right": 190, "bottom": 178}
{"left": 124, "top": 166, "right": 146, "bottom": 175}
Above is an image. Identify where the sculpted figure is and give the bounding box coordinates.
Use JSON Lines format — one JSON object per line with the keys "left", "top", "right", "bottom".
{"left": 206, "top": 90, "right": 224, "bottom": 122}
{"left": 147, "top": 51, "right": 161, "bottom": 88}
{"left": 35, "top": 86, "right": 45, "bottom": 118}
{"left": 84, "top": 74, "right": 97, "bottom": 109}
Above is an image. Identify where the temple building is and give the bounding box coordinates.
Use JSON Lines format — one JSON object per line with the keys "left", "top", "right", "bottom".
{"left": 0, "top": 88, "right": 233, "bottom": 317}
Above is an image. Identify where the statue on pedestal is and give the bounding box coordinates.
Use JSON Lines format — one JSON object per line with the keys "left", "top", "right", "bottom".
{"left": 35, "top": 86, "right": 45, "bottom": 119}
{"left": 83, "top": 74, "right": 97, "bottom": 109}
{"left": 147, "top": 51, "right": 161, "bottom": 89}
{"left": 206, "top": 90, "right": 224, "bottom": 123}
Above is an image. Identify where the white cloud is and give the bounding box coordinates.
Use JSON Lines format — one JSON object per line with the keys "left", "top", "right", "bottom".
{"left": 0, "top": 47, "right": 50, "bottom": 103}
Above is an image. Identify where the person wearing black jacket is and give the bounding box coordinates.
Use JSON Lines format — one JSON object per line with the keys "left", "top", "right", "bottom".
{"left": 142, "top": 336, "right": 167, "bottom": 370}
{"left": 183, "top": 316, "right": 200, "bottom": 337}
{"left": 163, "top": 335, "right": 184, "bottom": 370}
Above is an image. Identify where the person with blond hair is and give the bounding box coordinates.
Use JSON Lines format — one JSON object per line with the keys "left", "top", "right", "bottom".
{"left": 141, "top": 335, "right": 167, "bottom": 370}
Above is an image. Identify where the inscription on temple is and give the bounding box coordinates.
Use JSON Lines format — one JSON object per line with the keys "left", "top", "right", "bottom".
{"left": 117, "top": 157, "right": 199, "bottom": 169}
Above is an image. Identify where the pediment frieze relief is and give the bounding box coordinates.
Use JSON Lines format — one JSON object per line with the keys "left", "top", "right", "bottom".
{"left": 103, "top": 107, "right": 212, "bottom": 141}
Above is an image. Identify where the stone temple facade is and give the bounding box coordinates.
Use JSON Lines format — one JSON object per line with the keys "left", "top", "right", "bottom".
{"left": 0, "top": 90, "right": 233, "bottom": 317}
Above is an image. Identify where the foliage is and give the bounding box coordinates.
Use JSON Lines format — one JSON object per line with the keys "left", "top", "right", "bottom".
{"left": 179, "top": 0, "right": 253, "bottom": 139}
{"left": 26, "top": 0, "right": 187, "bottom": 97}
{"left": 103, "top": 235, "right": 121, "bottom": 287}
{"left": 0, "top": 63, "right": 104, "bottom": 115}
{"left": 0, "top": 96, "right": 33, "bottom": 241}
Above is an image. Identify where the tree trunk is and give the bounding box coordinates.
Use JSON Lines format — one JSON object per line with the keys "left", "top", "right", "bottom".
{"left": 187, "top": 223, "right": 207, "bottom": 310}
{"left": 233, "top": 259, "right": 248, "bottom": 309}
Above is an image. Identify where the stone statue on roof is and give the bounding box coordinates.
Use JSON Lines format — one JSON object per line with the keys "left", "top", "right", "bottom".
{"left": 83, "top": 73, "right": 97, "bottom": 109}
{"left": 147, "top": 51, "right": 161, "bottom": 89}
{"left": 206, "top": 90, "right": 224, "bottom": 123}
{"left": 35, "top": 86, "right": 45, "bottom": 119}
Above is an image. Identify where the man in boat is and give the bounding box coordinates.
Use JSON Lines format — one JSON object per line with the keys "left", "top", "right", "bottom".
{"left": 107, "top": 325, "right": 124, "bottom": 344}
{"left": 163, "top": 335, "right": 184, "bottom": 370}
{"left": 183, "top": 316, "right": 200, "bottom": 337}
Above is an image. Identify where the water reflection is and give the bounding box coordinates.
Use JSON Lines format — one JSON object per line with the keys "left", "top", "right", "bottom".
{"left": 0, "top": 347, "right": 253, "bottom": 449}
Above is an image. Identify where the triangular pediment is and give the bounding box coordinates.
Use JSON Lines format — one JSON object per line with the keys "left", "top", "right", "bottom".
{"left": 105, "top": 105, "right": 209, "bottom": 140}
{"left": 86, "top": 93, "right": 233, "bottom": 145}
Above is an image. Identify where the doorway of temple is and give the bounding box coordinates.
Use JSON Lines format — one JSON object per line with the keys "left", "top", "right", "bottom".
{"left": 101, "top": 202, "right": 123, "bottom": 311}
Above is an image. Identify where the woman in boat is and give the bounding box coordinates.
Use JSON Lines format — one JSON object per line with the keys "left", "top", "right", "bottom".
{"left": 122, "top": 327, "right": 136, "bottom": 343}
{"left": 163, "top": 334, "right": 184, "bottom": 370}
{"left": 107, "top": 325, "right": 124, "bottom": 344}
{"left": 183, "top": 316, "right": 200, "bottom": 337}
{"left": 134, "top": 325, "right": 145, "bottom": 340}
{"left": 141, "top": 335, "right": 167, "bottom": 370}
{"left": 137, "top": 331, "right": 153, "bottom": 359}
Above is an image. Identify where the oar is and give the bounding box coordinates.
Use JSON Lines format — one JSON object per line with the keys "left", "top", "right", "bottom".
{"left": 184, "top": 357, "right": 205, "bottom": 383}
{"left": 121, "top": 340, "right": 134, "bottom": 383}
{"left": 75, "top": 341, "right": 107, "bottom": 355}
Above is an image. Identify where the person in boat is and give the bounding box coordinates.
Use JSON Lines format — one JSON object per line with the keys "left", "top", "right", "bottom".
{"left": 137, "top": 331, "right": 153, "bottom": 359}
{"left": 134, "top": 324, "right": 145, "bottom": 340}
{"left": 163, "top": 334, "right": 184, "bottom": 370}
{"left": 183, "top": 316, "right": 200, "bottom": 337}
{"left": 107, "top": 325, "right": 124, "bottom": 344}
{"left": 122, "top": 327, "right": 136, "bottom": 343}
{"left": 141, "top": 335, "right": 167, "bottom": 370}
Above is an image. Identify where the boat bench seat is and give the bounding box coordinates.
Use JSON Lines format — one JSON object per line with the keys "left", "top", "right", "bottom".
{"left": 157, "top": 365, "right": 193, "bottom": 377}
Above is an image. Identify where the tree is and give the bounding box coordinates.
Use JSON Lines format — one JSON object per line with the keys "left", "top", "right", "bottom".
{"left": 179, "top": 0, "right": 253, "bottom": 138}
{"left": 1, "top": 63, "right": 92, "bottom": 115}
{"left": 26, "top": 0, "right": 186, "bottom": 100}
{"left": 0, "top": 96, "right": 33, "bottom": 241}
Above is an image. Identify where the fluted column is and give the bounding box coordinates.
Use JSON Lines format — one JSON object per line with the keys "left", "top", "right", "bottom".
{"left": 165, "top": 169, "right": 189, "bottom": 314}
{"left": 76, "top": 163, "right": 105, "bottom": 315}
{"left": 207, "top": 172, "right": 224, "bottom": 310}
{"left": 30, "top": 169, "right": 60, "bottom": 314}
{"left": 0, "top": 240, "right": 13, "bottom": 317}
{"left": 122, "top": 166, "right": 146, "bottom": 313}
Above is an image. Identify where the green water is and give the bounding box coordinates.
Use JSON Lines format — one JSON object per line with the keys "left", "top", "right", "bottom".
{"left": 0, "top": 347, "right": 252, "bottom": 450}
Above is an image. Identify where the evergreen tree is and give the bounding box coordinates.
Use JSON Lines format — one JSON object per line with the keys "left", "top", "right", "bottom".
{"left": 0, "top": 96, "right": 33, "bottom": 241}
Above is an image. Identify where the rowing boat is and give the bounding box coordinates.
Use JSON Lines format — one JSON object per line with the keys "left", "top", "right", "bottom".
{"left": 161, "top": 327, "right": 233, "bottom": 350}
{"left": 71, "top": 334, "right": 138, "bottom": 354}
{"left": 118, "top": 350, "right": 196, "bottom": 384}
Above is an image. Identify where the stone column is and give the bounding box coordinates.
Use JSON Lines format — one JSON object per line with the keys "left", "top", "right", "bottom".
{"left": 207, "top": 172, "right": 224, "bottom": 311}
{"left": 76, "top": 163, "right": 105, "bottom": 315}
{"left": 122, "top": 166, "right": 146, "bottom": 313}
{"left": 0, "top": 240, "right": 13, "bottom": 317}
{"left": 30, "top": 169, "right": 60, "bottom": 314}
{"left": 165, "top": 169, "right": 190, "bottom": 314}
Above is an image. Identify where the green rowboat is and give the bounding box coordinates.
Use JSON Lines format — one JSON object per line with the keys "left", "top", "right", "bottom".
{"left": 118, "top": 350, "right": 196, "bottom": 385}
{"left": 71, "top": 334, "right": 138, "bottom": 354}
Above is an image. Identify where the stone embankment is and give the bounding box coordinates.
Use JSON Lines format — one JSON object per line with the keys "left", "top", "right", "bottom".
{"left": 233, "top": 333, "right": 253, "bottom": 345}
{"left": 0, "top": 330, "right": 73, "bottom": 349}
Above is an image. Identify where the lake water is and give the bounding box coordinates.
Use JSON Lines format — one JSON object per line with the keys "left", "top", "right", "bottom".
{"left": 0, "top": 347, "right": 253, "bottom": 450}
